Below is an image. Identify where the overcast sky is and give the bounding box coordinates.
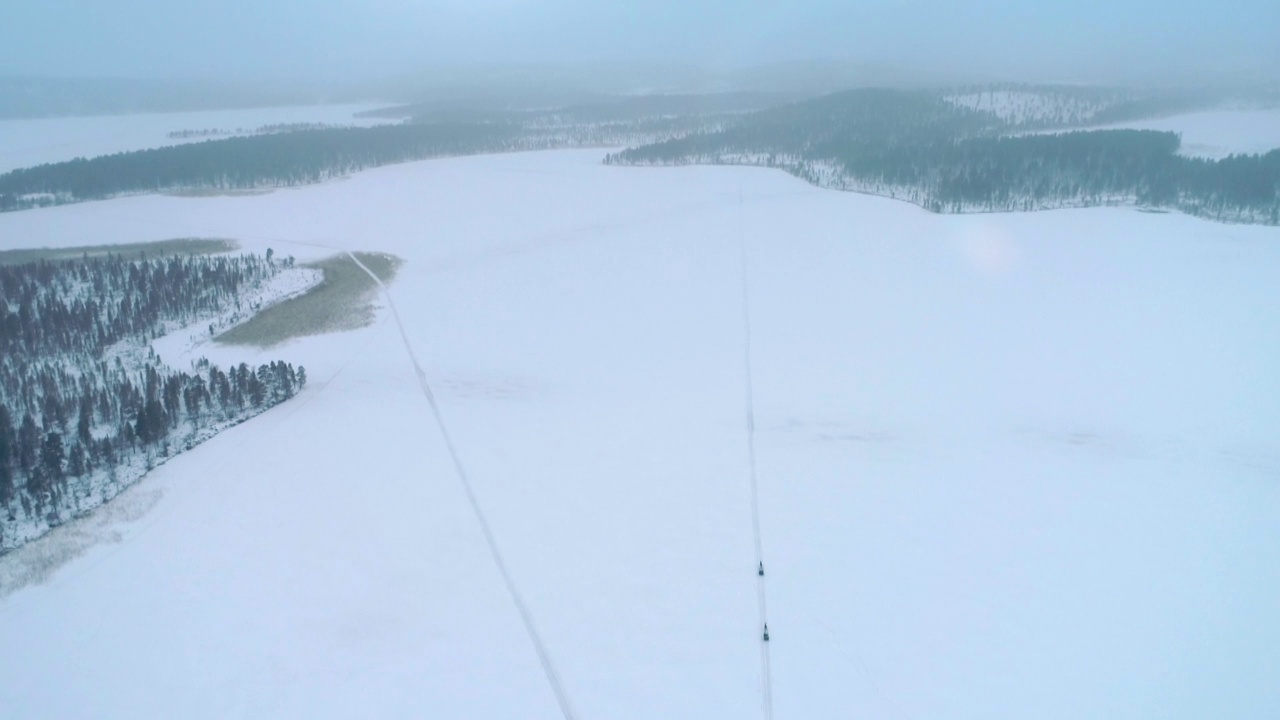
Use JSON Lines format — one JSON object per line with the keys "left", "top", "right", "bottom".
{"left": 3, "top": 0, "right": 1277, "bottom": 84}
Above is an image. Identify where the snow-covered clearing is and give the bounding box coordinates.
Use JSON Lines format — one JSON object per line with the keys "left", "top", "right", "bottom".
{"left": 944, "top": 90, "right": 1108, "bottom": 126}
{"left": 0, "top": 148, "right": 1277, "bottom": 719}
{"left": 0, "top": 103, "right": 392, "bottom": 173}
{"left": 1076, "top": 107, "right": 1280, "bottom": 159}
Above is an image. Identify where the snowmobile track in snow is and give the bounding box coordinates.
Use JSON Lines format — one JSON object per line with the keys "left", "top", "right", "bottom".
{"left": 740, "top": 219, "right": 775, "bottom": 720}
{"left": 342, "top": 249, "right": 582, "bottom": 720}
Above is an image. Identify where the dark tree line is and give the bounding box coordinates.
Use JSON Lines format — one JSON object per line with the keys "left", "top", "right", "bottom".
{"left": 0, "top": 252, "right": 278, "bottom": 357}
{"left": 0, "top": 98, "right": 767, "bottom": 212}
{"left": 166, "top": 128, "right": 230, "bottom": 139}
{"left": 606, "top": 89, "right": 1280, "bottom": 224}
{"left": 1, "top": 251, "right": 305, "bottom": 550}
{"left": 0, "top": 123, "right": 532, "bottom": 210}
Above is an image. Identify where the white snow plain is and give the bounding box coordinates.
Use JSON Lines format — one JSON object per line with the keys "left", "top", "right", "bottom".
{"left": 0, "top": 149, "right": 1278, "bottom": 719}
{"left": 0, "top": 103, "right": 392, "bottom": 174}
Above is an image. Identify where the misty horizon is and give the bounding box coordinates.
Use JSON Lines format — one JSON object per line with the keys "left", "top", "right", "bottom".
{"left": 4, "top": 1, "right": 1279, "bottom": 88}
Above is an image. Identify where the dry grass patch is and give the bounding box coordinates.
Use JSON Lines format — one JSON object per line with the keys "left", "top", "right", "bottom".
{"left": 216, "top": 252, "right": 402, "bottom": 348}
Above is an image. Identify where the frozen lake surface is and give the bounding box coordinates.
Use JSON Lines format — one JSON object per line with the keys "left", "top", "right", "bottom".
{"left": 0, "top": 103, "right": 392, "bottom": 173}
{"left": 0, "top": 147, "right": 1277, "bottom": 719}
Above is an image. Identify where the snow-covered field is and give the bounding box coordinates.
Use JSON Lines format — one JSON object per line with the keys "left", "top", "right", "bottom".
{"left": 945, "top": 90, "right": 1109, "bottom": 126}
{"left": 0, "top": 103, "right": 392, "bottom": 173}
{"left": 0, "top": 148, "right": 1278, "bottom": 718}
{"left": 1082, "top": 107, "right": 1280, "bottom": 159}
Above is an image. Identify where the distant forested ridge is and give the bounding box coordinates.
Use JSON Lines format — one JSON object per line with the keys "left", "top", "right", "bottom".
{"left": 0, "top": 123, "right": 531, "bottom": 210}
{"left": 606, "top": 89, "right": 1280, "bottom": 224}
{"left": 0, "top": 93, "right": 780, "bottom": 212}
{"left": 3, "top": 85, "right": 1276, "bottom": 223}
{"left": 0, "top": 251, "right": 305, "bottom": 551}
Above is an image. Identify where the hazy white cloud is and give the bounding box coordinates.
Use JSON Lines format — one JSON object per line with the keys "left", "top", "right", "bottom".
{"left": 1, "top": 0, "right": 1276, "bottom": 83}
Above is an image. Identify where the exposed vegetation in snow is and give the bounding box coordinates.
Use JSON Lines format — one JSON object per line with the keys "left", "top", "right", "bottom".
{"left": 216, "top": 252, "right": 402, "bottom": 347}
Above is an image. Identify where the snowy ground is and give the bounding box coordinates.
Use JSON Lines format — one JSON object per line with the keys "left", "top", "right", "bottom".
{"left": 0, "top": 103, "right": 392, "bottom": 173}
{"left": 1080, "top": 107, "right": 1280, "bottom": 159}
{"left": 0, "top": 149, "right": 1278, "bottom": 719}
